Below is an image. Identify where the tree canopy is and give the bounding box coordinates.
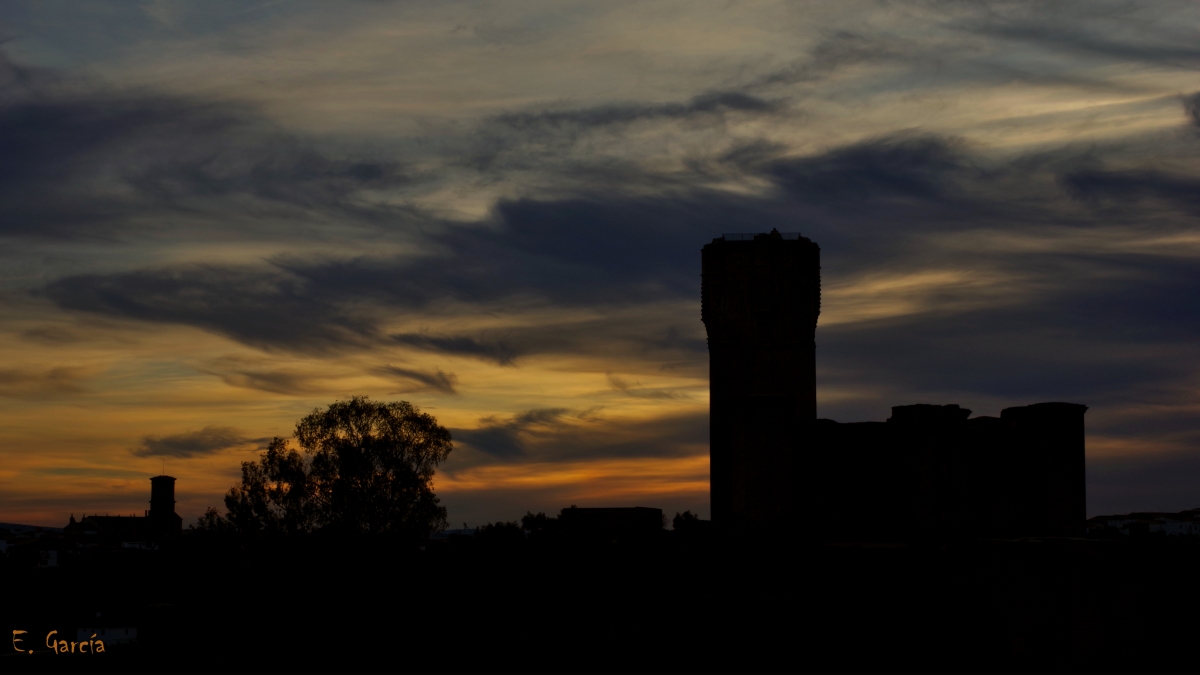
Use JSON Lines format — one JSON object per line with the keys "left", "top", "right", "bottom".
{"left": 210, "top": 397, "right": 452, "bottom": 540}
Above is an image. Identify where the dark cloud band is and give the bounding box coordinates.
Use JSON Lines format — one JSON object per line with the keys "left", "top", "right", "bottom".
{"left": 133, "top": 426, "right": 265, "bottom": 458}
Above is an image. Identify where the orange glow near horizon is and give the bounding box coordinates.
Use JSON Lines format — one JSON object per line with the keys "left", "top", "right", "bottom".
{"left": 436, "top": 454, "right": 710, "bottom": 503}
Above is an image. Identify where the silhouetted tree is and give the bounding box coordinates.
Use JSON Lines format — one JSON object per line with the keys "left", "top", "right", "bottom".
{"left": 300, "top": 397, "right": 451, "bottom": 538}
{"left": 673, "top": 510, "right": 701, "bottom": 530}
{"left": 224, "top": 437, "right": 319, "bottom": 536}
{"left": 207, "top": 397, "right": 452, "bottom": 541}
{"left": 521, "top": 511, "right": 562, "bottom": 542}
{"left": 672, "top": 510, "right": 711, "bottom": 539}
{"left": 191, "top": 507, "right": 235, "bottom": 534}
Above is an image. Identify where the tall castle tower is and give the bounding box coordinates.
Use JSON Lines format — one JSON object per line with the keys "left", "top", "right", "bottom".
{"left": 701, "top": 230, "right": 821, "bottom": 528}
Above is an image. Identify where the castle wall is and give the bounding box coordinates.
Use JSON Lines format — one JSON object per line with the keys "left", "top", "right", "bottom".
{"left": 807, "top": 404, "right": 1088, "bottom": 541}
{"left": 1000, "top": 403, "right": 1088, "bottom": 537}
{"left": 700, "top": 231, "right": 1086, "bottom": 539}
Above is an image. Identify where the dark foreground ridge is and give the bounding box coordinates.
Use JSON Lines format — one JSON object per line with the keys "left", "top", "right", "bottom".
{"left": 4, "top": 531, "right": 1200, "bottom": 666}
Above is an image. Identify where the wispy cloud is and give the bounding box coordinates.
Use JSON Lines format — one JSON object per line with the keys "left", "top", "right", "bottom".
{"left": 606, "top": 373, "right": 689, "bottom": 400}
{"left": 132, "top": 426, "right": 266, "bottom": 458}
{"left": 448, "top": 409, "right": 707, "bottom": 466}
{"left": 372, "top": 365, "right": 459, "bottom": 395}
{"left": 494, "top": 91, "right": 785, "bottom": 131}
{"left": 391, "top": 332, "right": 523, "bottom": 366}
{"left": 0, "top": 366, "right": 90, "bottom": 398}
{"left": 452, "top": 408, "right": 572, "bottom": 459}
{"left": 1186, "top": 92, "right": 1200, "bottom": 129}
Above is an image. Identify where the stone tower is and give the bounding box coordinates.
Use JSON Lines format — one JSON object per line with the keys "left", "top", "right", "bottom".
{"left": 149, "top": 475, "right": 183, "bottom": 536}
{"left": 701, "top": 229, "right": 820, "bottom": 528}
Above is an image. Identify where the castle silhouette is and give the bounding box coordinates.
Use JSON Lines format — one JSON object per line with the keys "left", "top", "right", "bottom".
{"left": 702, "top": 229, "right": 1087, "bottom": 539}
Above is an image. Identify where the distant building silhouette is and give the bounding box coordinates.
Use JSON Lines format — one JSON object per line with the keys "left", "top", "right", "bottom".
{"left": 63, "top": 475, "right": 183, "bottom": 548}
{"left": 701, "top": 231, "right": 1088, "bottom": 539}
{"left": 148, "top": 475, "right": 183, "bottom": 535}
{"left": 1087, "top": 509, "right": 1200, "bottom": 537}
{"left": 0, "top": 523, "right": 65, "bottom": 567}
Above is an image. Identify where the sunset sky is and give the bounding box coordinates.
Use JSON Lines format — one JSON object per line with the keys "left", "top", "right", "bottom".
{"left": 2, "top": 0, "right": 1199, "bottom": 527}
